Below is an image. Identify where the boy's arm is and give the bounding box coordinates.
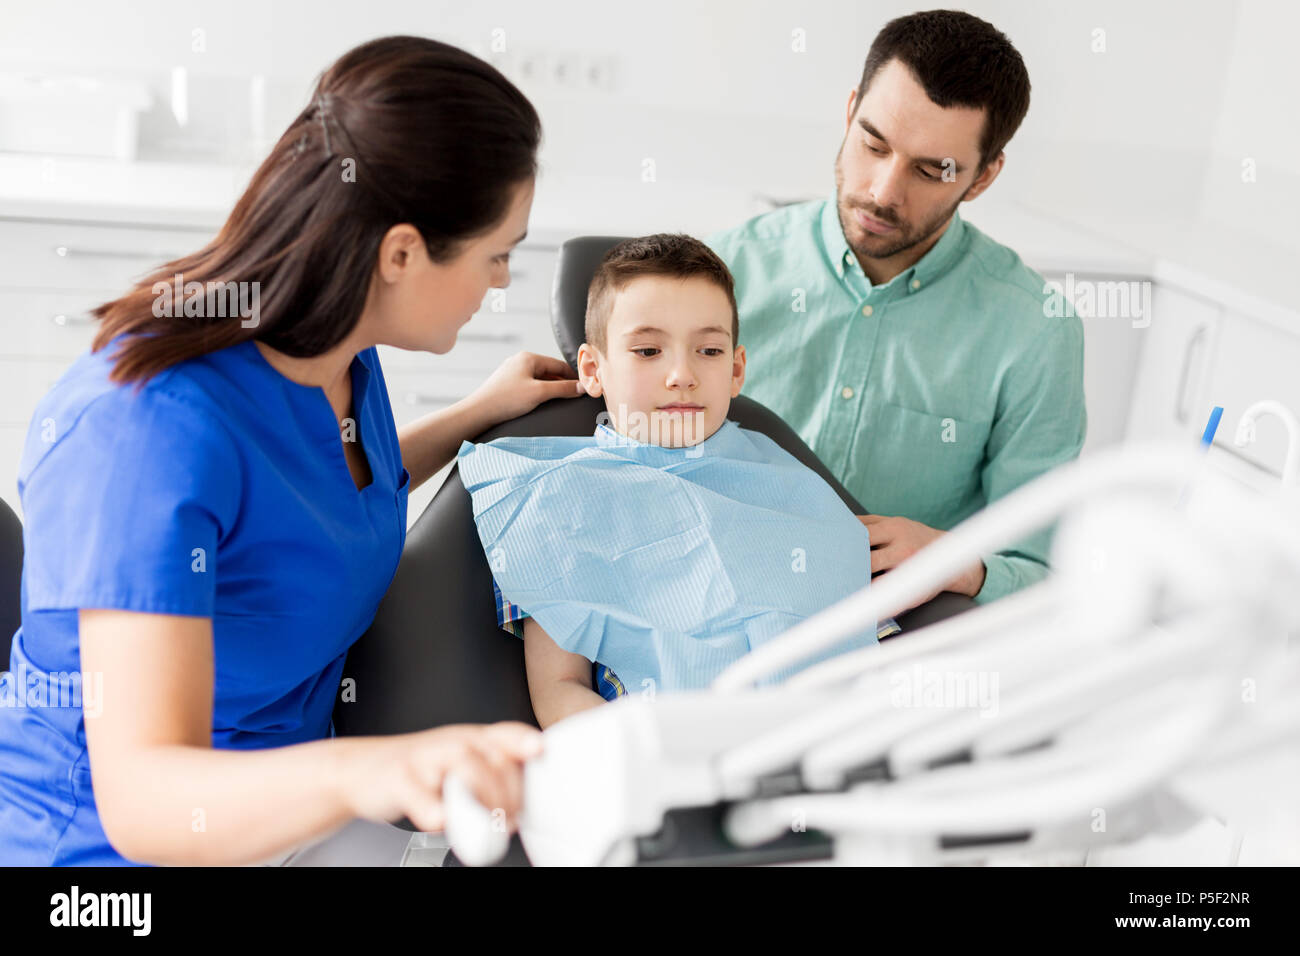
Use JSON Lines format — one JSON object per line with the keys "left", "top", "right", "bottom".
{"left": 522, "top": 616, "right": 607, "bottom": 729}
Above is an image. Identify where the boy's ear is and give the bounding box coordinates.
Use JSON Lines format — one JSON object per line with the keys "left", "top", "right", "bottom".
{"left": 576, "top": 343, "right": 603, "bottom": 397}
{"left": 730, "top": 344, "right": 747, "bottom": 397}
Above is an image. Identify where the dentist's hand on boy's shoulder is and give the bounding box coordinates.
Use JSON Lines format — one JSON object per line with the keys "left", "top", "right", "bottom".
{"left": 471, "top": 351, "right": 587, "bottom": 424}
{"left": 857, "top": 514, "right": 986, "bottom": 608}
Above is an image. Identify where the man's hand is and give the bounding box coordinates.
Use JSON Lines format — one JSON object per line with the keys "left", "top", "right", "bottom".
{"left": 857, "top": 514, "right": 986, "bottom": 609}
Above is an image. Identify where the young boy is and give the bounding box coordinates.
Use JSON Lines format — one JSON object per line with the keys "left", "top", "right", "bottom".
{"left": 456, "top": 234, "right": 894, "bottom": 728}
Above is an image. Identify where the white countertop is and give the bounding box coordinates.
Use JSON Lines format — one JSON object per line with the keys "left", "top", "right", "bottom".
{"left": 0, "top": 153, "right": 243, "bottom": 229}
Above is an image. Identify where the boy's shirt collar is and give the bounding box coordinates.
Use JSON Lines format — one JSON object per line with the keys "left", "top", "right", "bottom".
{"left": 594, "top": 417, "right": 737, "bottom": 454}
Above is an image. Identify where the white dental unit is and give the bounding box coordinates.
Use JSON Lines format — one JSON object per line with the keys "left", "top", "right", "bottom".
{"left": 443, "top": 427, "right": 1300, "bottom": 867}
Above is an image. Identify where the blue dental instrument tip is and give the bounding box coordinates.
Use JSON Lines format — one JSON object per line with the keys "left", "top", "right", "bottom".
{"left": 1201, "top": 405, "right": 1224, "bottom": 447}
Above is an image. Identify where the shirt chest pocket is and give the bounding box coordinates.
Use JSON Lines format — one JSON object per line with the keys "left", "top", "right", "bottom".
{"left": 861, "top": 401, "right": 991, "bottom": 523}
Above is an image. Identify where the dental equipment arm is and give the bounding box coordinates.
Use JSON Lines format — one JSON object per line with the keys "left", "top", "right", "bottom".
{"left": 441, "top": 442, "right": 1300, "bottom": 866}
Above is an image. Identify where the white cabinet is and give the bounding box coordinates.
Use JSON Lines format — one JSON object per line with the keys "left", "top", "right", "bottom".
{"left": 1124, "top": 284, "right": 1223, "bottom": 444}
{"left": 1040, "top": 271, "right": 1148, "bottom": 454}
{"left": 0, "top": 290, "right": 112, "bottom": 358}
{"left": 1121, "top": 281, "right": 1300, "bottom": 481}
{"left": 1200, "top": 309, "right": 1300, "bottom": 475}
{"left": 0, "top": 219, "right": 207, "bottom": 292}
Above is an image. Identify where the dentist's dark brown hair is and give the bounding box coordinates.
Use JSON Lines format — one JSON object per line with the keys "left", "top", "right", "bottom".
{"left": 93, "top": 35, "right": 542, "bottom": 388}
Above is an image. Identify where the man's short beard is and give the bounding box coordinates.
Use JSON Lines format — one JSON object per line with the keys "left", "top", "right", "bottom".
{"left": 834, "top": 144, "right": 972, "bottom": 261}
{"left": 837, "top": 191, "right": 965, "bottom": 261}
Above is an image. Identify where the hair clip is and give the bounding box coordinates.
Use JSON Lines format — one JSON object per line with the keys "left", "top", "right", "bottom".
{"left": 316, "top": 94, "right": 333, "bottom": 156}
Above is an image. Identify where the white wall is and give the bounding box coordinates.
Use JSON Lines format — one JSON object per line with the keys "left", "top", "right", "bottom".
{"left": 2, "top": 1, "right": 1294, "bottom": 292}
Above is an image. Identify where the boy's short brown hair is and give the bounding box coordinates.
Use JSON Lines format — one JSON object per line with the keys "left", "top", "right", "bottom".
{"left": 584, "top": 233, "right": 739, "bottom": 355}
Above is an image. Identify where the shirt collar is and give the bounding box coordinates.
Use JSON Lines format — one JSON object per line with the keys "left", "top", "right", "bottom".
{"left": 820, "top": 191, "right": 969, "bottom": 295}
{"left": 594, "top": 420, "right": 637, "bottom": 448}
{"left": 242, "top": 340, "right": 374, "bottom": 440}
{"left": 594, "top": 417, "right": 737, "bottom": 453}
{"left": 351, "top": 348, "right": 372, "bottom": 401}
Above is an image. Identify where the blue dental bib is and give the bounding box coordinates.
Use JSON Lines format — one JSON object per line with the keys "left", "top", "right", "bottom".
{"left": 456, "top": 419, "right": 877, "bottom": 693}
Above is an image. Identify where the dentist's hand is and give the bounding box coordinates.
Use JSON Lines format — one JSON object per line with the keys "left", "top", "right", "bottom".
{"left": 471, "top": 351, "right": 586, "bottom": 425}
{"left": 857, "top": 514, "right": 986, "bottom": 609}
{"left": 338, "top": 722, "right": 543, "bottom": 834}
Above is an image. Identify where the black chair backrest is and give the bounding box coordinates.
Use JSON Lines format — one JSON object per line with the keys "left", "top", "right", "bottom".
{"left": 334, "top": 236, "right": 973, "bottom": 740}
{"left": 0, "top": 497, "right": 23, "bottom": 649}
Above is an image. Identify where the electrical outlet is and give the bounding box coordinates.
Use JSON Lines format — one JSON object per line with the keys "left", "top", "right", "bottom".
{"left": 581, "top": 54, "right": 618, "bottom": 92}
{"left": 476, "top": 42, "right": 618, "bottom": 93}
{"left": 517, "top": 50, "right": 549, "bottom": 85}
{"left": 553, "top": 53, "right": 580, "bottom": 87}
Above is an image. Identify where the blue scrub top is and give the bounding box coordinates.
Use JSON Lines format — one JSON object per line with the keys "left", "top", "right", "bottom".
{"left": 0, "top": 333, "right": 409, "bottom": 865}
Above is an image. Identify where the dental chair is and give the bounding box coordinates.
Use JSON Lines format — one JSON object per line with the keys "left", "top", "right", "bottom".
{"left": 0, "top": 497, "right": 23, "bottom": 646}
{"left": 332, "top": 236, "right": 977, "bottom": 859}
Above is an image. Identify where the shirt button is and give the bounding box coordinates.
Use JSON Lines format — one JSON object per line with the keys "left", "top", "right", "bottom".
{"left": 861, "top": 304, "right": 873, "bottom": 317}
{"left": 910, "top": 278, "right": 921, "bottom": 290}
{"left": 841, "top": 386, "right": 854, "bottom": 400}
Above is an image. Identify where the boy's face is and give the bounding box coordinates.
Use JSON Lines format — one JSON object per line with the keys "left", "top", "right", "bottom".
{"left": 577, "top": 275, "right": 746, "bottom": 447}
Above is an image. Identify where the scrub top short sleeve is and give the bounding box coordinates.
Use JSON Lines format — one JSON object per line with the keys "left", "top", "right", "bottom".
{"left": 20, "top": 387, "right": 241, "bottom": 617}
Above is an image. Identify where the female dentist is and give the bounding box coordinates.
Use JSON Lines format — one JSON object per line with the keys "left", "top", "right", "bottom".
{"left": 0, "top": 35, "right": 583, "bottom": 866}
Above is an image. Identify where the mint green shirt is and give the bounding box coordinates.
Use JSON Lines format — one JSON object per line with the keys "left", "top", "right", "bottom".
{"left": 705, "top": 195, "right": 1086, "bottom": 605}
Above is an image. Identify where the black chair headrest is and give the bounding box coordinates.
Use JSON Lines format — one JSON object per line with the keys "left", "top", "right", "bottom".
{"left": 550, "top": 236, "right": 630, "bottom": 370}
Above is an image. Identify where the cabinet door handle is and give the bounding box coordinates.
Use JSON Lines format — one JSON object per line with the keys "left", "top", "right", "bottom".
{"left": 51, "top": 312, "right": 94, "bottom": 326}
{"left": 457, "top": 330, "right": 521, "bottom": 344}
{"left": 1175, "top": 325, "right": 1207, "bottom": 424}
{"left": 53, "top": 244, "right": 185, "bottom": 262}
{"left": 402, "top": 391, "right": 463, "bottom": 408}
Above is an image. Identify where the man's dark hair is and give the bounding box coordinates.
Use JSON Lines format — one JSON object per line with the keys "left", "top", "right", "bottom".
{"left": 856, "top": 9, "right": 1030, "bottom": 170}
{"left": 585, "top": 233, "right": 739, "bottom": 355}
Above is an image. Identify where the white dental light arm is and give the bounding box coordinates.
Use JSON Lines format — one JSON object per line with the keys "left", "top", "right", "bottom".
{"left": 804, "top": 611, "right": 1226, "bottom": 788}
{"left": 712, "top": 443, "right": 1204, "bottom": 692}
{"left": 785, "top": 578, "right": 1064, "bottom": 691}
{"left": 724, "top": 676, "right": 1231, "bottom": 845}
